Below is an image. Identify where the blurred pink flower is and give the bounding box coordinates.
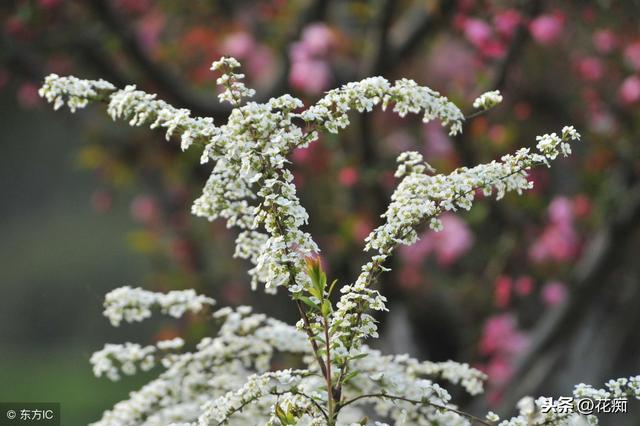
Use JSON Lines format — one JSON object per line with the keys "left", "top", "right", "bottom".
{"left": 541, "top": 281, "right": 568, "bottom": 306}
{"left": 289, "top": 59, "right": 331, "bottom": 94}
{"left": 423, "top": 121, "right": 453, "bottom": 158}
{"left": 485, "top": 356, "right": 513, "bottom": 387}
{"left": 530, "top": 196, "right": 579, "bottom": 263}
{"left": 494, "top": 275, "right": 512, "bottom": 308}
{"left": 130, "top": 195, "right": 158, "bottom": 224}
{"left": 301, "top": 23, "right": 334, "bottom": 56}
{"left": 338, "top": 166, "right": 359, "bottom": 187}
{"left": 576, "top": 57, "right": 604, "bottom": 81}
{"left": 222, "top": 32, "right": 255, "bottom": 58}
{"left": 353, "top": 216, "right": 373, "bottom": 242}
{"left": 479, "top": 314, "right": 529, "bottom": 356}
{"left": 17, "top": 83, "right": 40, "bottom": 108}
{"left": 464, "top": 18, "right": 492, "bottom": 48}
{"left": 494, "top": 9, "right": 521, "bottom": 39}
{"left": 529, "top": 14, "right": 564, "bottom": 45}
{"left": 593, "top": 30, "right": 618, "bottom": 54}
{"left": 288, "top": 23, "right": 335, "bottom": 94}
{"left": 514, "top": 275, "right": 534, "bottom": 296}
{"left": 619, "top": 75, "right": 640, "bottom": 105}
{"left": 573, "top": 194, "right": 591, "bottom": 218}
{"left": 291, "top": 146, "right": 311, "bottom": 164}
{"left": 399, "top": 213, "right": 473, "bottom": 266}
{"left": 137, "top": 11, "right": 165, "bottom": 52}
{"left": 222, "top": 33, "right": 274, "bottom": 82}
{"left": 398, "top": 265, "right": 423, "bottom": 290}
{"left": 549, "top": 196, "right": 573, "bottom": 223}
{"left": 624, "top": 42, "right": 640, "bottom": 71}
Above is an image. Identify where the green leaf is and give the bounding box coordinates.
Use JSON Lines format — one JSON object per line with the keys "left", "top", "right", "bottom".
{"left": 321, "top": 300, "right": 332, "bottom": 317}
{"left": 327, "top": 279, "right": 338, "bottom": 297}
{"left": 348, "top": 353, "right": 369, "bottom": 361}
{"left": 297, "top": 296, "right": 318, "bottom": 311}
{"left": 275, "top": 403, "right": 288, "bottom": 424}
{"left": 342, "top": 370, "right": 360, "bottom": 384}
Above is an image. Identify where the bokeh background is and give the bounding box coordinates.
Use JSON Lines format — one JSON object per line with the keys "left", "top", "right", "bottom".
{"left": 2, "top": 0, "right": 640, "bottom": 424}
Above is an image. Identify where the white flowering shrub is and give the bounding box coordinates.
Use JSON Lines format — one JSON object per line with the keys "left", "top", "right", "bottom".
{"left": 39, "top": 57, "right": 638, "bottom": 426}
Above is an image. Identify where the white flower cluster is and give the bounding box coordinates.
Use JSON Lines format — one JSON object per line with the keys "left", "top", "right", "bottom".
{"left": 211, "top": 57, "right": 256, "bottom": 104}
{"left": 90, "top": 338, "right": 184, "bottom": 381}
{"left": 40, "top": 57, "right": 623, "bottom": 426}
{"left": 39, "top": 74, "right": 115, "bottom": 112}
{"left": 536, "top": 126, "right": 581, "bottom": 160}
{"left": 497, "top": 375, "right": 640, "bottom": 426}
{"left": 103, "top": 286, "right": 215, "bottom": 326}
{"left": 472, "top": 90, "right": 503, "bottom": 110}
{"left": 301, "top": 77, "right": 464, "bottom": 135}
{"left": 91, "top": 306, "right": 311, "bottom": 426}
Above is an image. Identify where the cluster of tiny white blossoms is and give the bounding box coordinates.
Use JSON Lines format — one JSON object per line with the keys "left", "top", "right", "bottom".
{"left": 39, "top": 74, "right": 115, "bottom": 112}
{"left": 493, "top": 375, "right": 640, "bottom": 426}
{"left": 300, "top": 77, "right": 464, "bottom": 135}
{"left": 472, "top": 90, "right": 503, "bottom": 110}
{"left": 39, "top": 56, "right": 634, "bottom": 426}
{"left": 103, "top": 286, "right": 215, "bottom": 326}
{"left": 90, "top": 338, "right": 184, "bottom": 381}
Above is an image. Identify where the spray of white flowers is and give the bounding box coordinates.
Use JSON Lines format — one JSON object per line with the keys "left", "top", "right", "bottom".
{"left": 39, "top": 57, "right": 638, "bottom": 426}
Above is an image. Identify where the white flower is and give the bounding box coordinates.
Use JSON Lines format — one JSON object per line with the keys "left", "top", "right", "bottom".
{"left": 472, "top": 90, "right": 503, "bottom": 110}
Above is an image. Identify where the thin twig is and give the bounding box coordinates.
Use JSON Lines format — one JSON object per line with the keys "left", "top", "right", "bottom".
{"left": 339, "top": 393, "right": 492, "bottom": 426}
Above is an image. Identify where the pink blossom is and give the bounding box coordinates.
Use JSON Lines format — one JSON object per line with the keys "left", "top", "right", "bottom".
{"left": 353, "top": 216, "right": 373, "bottom": 242}
{"left": 624, "top": 42, "right": 640, "bottom": 71}
{"left": 137, "top": 11, "right": 165, "bottom": 52}
{"left": 289, "top": 59, "right": 331, "bottom": 94}
{"left": 494, "top": 275, "right": 511, "bottom": 308}
{"left": 17, "top": 83, "right": 40, "bottom": 108}
{"left": 423, "top": 122, "right": 453, "bottom": 158}
{"left": 222, "top": 32, "right": 256, "bottom": 58}
{"left": 463, "top": 18, "right": 492, "bottom": 48}
{"left": 433, "top": 214, "right": 474, "bottom": 265}
{"left": 494, "top": 9, "right": 521, "bottom": 39}
{"left": 485, "top": 357, "right": 513, "bottom": 387}
{"left": 301, "top": 23, "right": 334, "bottom": 56}
{"left": 593, "top": 30, "right": 617, "bottom": 54}
{"left": 246, "top": 46, "right": 275, "bottom": 80}
{"left": 479, "top": 314, "right": 529, "bottom": 356}
{"left": 529, "top": 14, "right": 564, "bottom": 45}
{"left": 130, "top": 195, "right": 158, "bottom": 224}
{"left": 514, "top": 275, "right": 534, "bottom": 296}
{"left": 619, "top": 75, "right": 640, "bottom": 105}
{"left": 549, "top": 196, "right": 574, "bottom": 224}
{"left": 291, "top": 147, "right": 311, "bottom": 164}
{"left": 399, "top": 235, "right": 434, "bottom": 265}
{"left": 541, "top": 281, "right": 568, "bottom": 306}
{"left": 480, "top": 40, "right": 506, "bottom": 59}
{"left": 573, "top": 194, "right": 591, "bottom": 218}
{"left": 530, "top": 196, "right": 579, "bottom": 263}
{"left": 399, "top": 213, "right": 473, "bottom": 266}
{"left": 576, "top": 57, "right": 604, "bottom": 81}
{"left": 398, "top": 265, "right": 422, "bottom": 290}
{"left": 338, "top": 166, "right": 359, "bottom": 187}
